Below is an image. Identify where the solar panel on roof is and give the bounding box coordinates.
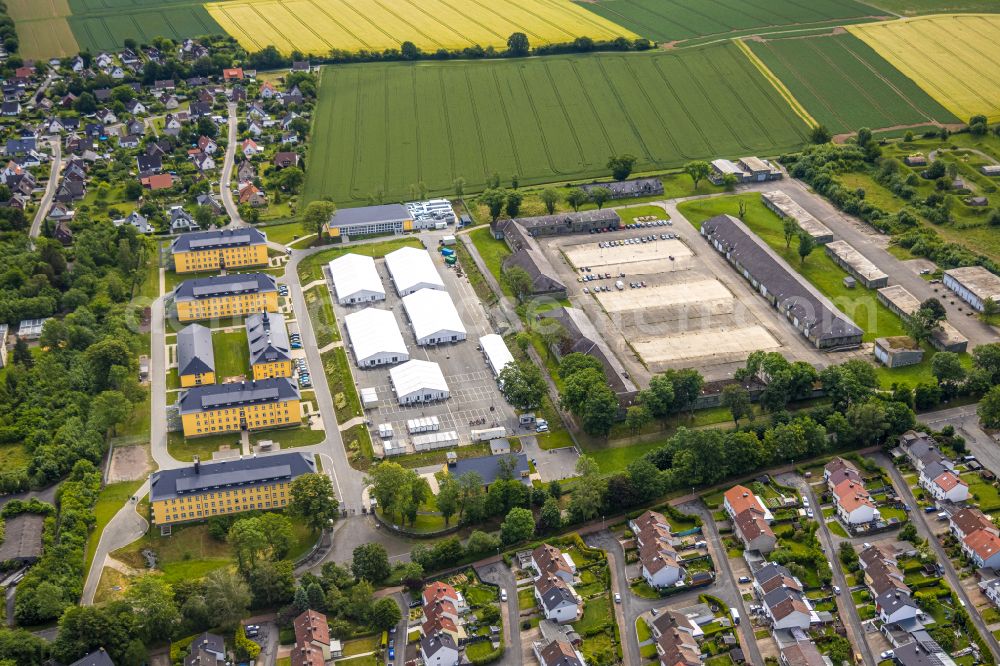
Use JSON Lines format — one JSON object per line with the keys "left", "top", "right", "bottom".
{"left": 175, "top": 464, "right": 291, "bottom": 493}
{"left": 200, "top": 386, "right": 279, "bottom": 408}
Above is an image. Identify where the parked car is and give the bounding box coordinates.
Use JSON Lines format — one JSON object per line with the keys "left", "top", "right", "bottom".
{"left": 614, "top": 593, "right": 621, "bottom": 603}
{"left": 501, "top": 590, "right": 508, "bottom": 602}
{"left": 738, "top": 576, "right": 751, "bottom": 584}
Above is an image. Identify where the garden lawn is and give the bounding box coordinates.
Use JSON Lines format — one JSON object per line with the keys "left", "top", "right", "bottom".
{"left": 678, "top": 194, "right": 905, "bottom": 342}
{"left": 212, "top": 330, "right": 250, "bottom": 378}
{"left": 305, "top": 286, "right": 340, "bottom": 348}
{"left": 86, "top": 479, "right": 145, "bottom": 573}
{"left": 262, "top": 220, "right": 309, "bottom": 246}
{"left": 518, "top": 586, "right": 537, "bottom": 611}
{"left": 323, "top": 348, "right": 362, "bottom": 424}
{"left": 303, "top": 45, "right": 809, "bottom": 205}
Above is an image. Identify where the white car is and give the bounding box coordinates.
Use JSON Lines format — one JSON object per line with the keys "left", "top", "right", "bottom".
{"left": 802, "top": 498, "right": 809, "bottom": 508}
{"left": 501, "top": 590, "right": 508, "bottom": 602}
{"left": 833, "top": 585, "right": 841, "bottom": 594}
{"left": 614, "top": 593, "right": 621, "bottom": 604}
{"left": 880, "top": 650, "right": 894, "bottom": 660}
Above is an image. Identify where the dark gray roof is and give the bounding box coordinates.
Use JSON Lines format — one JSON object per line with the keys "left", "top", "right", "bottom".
{"left": 701, "top": 215, "right": 863, "bottom": 342}
{"left": 136, "top": 154, "right": 161, "bottom": 172}
{"left": 177, "top": 324, "right": 215, "bottom": 376}
{"left": 174, "top": 272, "right": 277, "bottom": 302}
{"left": 754, "top": 562, "right": 794, "bottom": 586}
{"left": 538, "top": 583, "right": 578, "bottom": 612}
{"left": 329, "top": 203, "right": 409, "bottom": 227}
{"left": 171, "top": 227, "right": 266, "bottom": 253}
{"left": 150, "top": 452, "right": 315, "bottom": 502}
{"left": 579, "top": 177, "right": 663, "bottom": 198}
{"left": 449, "top": 453, "right": 530, "bottom": 487}
{"left": 421, "top": 632, "right": 457, "bottom": 657}
{"left": 921, "top": 460, "right": 948, "bottom": 483}
{"left": 0, "top": 513, "right": 44, "bottom": 563}
{"left": 892, "top": 639, "right": 951, "bottom": 666}
{"left": 246, "top": 312, "right": 291, "bottom": 366}
{"left": 875, "top": 589, "right": 918, "bottom": 614}
{"left": 177, "top": 377, "right": 299, "bottom": 415}
{"left": 69, "top": 648, "right": 115, "bottom": 666}
{"left": 515, "top": 208, "right": 621, "bottom": 231}
{"left": 184, "top": 632, "right": 226, "bottom": 666}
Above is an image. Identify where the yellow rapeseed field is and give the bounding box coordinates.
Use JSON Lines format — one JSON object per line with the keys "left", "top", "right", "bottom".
{"left": 849, "top": 14, "right": 1000, "bottom": 122}
{"left": 207, "top": 0, "right": 638, "bottom": 55}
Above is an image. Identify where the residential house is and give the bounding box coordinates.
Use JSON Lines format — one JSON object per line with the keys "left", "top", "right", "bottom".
{"left": 170, "top": 206, "right": 200, "bottom": 233}
{"left": 779, "top": 641, "right": 827, "bottom": 666}
{"left": 762, "top": 587, "right": 815, "bottom": 630}
{"left": 260, "top": 81, "right": 279, "bottom": 99}
{"left": 534, "top": 639, "right": 585, "bottom": 666}
{"left": 832, "top": 479, "right": 878, "bottom": 525}
{"left": 125, "top": 99, "right": 146, "bottom": 115}
{"left": 189, "top": 102, "right": 212, "bottom": 118}
{"left": 177, "top": 324, "right": 215, "bottom": 387}
{"left": 198, "top": 136, "right": 218, "bottom": 154}
{"left": 950, "top": 507, "right": 998, "bottom": 542}
{"left": 54, "top": 220, "right": 74, "bottom": 246}
{"left": 292, "top": 609, "right": 340, "bottom": 661}
{"left": 137, "top": 153, "right": 162, "bottom": 174}
{"left": 961, "top": 529, "right": 1000, "bottom": 569}
{"left": 184, "top": 632, "right": 225, "bottom": 666}
{"left": 237, "top": 160, "right": 256, "bottom": 183}
{"left": 824, "top": 457, "right": 863, "bottom": 491}
{"left": 891, "top": 638, "right": 957, "bottom": 666}
{"left": 247, "top": 120, "right": 264, "bottom": 137}
{"left": 723, "top": 485, "right": 773, "bottom": 522}
{"left": 919, "top": 460, "right": 969, "bottom": 503}
{"left": 534, "top": 575, "right": 581, "bottom": 624}
{"left": 531, "top": 544, "right": 576, "bottom": 584}
{"left": 119, "top": 134, "right": 140, "bottom": 149}
{"left": 638, "top": 541, "right": 683, "bottom": 589}
{"left": 191, "top": 152, "right": 215, "bottom": 172}
{"left": 163, "top": 113, "right": 183, "bottom": 136}
{"left": 196, "top": 193, "right": 223, "bottom": 215}
{"left": 238, "top": 182, "right": 266, "bottom": 207}
{"left": 422, "top": 581, "right": 468, "bottom": 612}
{"left": 68, "top": 648, "right": 115, "bottom": 666}
{"left": 899, "top": 431, "right": 952, "bottom": 474}
{"left": 223, "top": 67, "right": 244, "bottom": 81}
{"left": 242, "top": 138, "right": 262, "bottom": 158}
{"left": 876, "top": 590, "right": 920, "bottom": 624}
{"left": 98, "top": 109, "right": 117, "bottom": 125}
{"left": 114, "top": 210, "right": 153, "bottom": 234}
{"left": 274, "top": 151, "right": 299, "bottom": 169}
{"left": 1, "top": 101, "right": 20, "bottom": 116}
{"left": 54, "top": 179, "right": 86, "bottom": 203}
{"left": 724, "top": 485, "right": 776, "bottom": 553}
{"left": 141, "top": 173, "right": 175, "bottom": 191}
{"left": 981, "top": 578, "right": 1000, "bottom": 609}
{"left": 859, "top": 544, "right": 910, "bottom": 598}
{"left": 420, "top": 633, "right": 459, "bottom": 666}
{"left": 47, "top": 202, "right": 74, "bottom": 221}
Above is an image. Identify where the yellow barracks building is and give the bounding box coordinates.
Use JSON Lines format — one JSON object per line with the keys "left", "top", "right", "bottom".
{"left": 171, "top": 227, "right": 269, "bottom": 273}
{"left": 247, "top": 312, "right": 293, "bottom": 379}
{"left": 176, "top": 323, "right": 215, "bottom": 387}
{"left": 174, "top": 272, "right": 279, "bottom": 322}
{"left": 177, "top": 377, "right": 301, "bottom": 437}
{"left": 149, "top": 451, "right": 316, "bottom": 525}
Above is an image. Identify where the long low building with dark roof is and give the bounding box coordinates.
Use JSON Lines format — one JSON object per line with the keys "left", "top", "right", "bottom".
{"left": 177, "top": 377, "right": 301, "bottom": 437}
{"left": 700, "top": 214, "right": 863, "bottom": 349}
{"left": 150, "top": 451, "right": 315, "bottom": 525}
{"left": 171, "top": 227, "right": 268, "bottom": 273}
{"left": 174, "top": 272, "right": 279, "bottom": 322}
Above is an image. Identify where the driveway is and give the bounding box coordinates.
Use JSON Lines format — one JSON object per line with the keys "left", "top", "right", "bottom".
{"left": 475, "top": 562, "right": 523, "bottom": 666}
{"left": 881, "top": 453, "right": 1000, "bottom": 662}
{"left": 220, "top": 102, "right": 242, "bottom": 226}
{"left": 29, "top": 139, "right": 61, "bottom": 244}
{"left": 519, "top": 435, "right": 579, "bottom": 483}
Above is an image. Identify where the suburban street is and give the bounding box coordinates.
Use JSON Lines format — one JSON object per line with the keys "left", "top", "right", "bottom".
{"left": 919, "top": 403, "right": 1000, "bottom": 471}
{"left": 28, "top": 139, "right": 61, "bottom": 243}
{"left": 781, "top": 474, "right": 876, "bottom": 666}
{"left": 475, "top": 562, "right": 523, "bottom": 666}
{"left": 881, "top": 453, "right": 1000, "bottom": 662}
{"left": 220, "top": 101, "right": 242, "bottom": 226}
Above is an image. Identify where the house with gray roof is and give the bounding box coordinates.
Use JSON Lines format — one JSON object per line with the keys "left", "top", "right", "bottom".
{"left": 69, "top": 648, "right": 115, "bottom": 666}
{"left": 173, "top": 272, "right": 278, "bottom": 304}
{"left": 177, "top": 324, "right": 215, "bottom": 385}
{"left": 445, "top": 453, "right": 530, "bottom": 489}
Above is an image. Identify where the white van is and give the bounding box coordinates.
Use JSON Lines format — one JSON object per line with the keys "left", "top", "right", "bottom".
{"left": 730, "top": 608, "right": 740, "bottom": 625}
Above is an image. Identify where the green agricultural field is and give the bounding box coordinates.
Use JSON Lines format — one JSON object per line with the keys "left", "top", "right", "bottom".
{"left": 67, "top": 0, "right": 223, "bottom": 54}
{"left": 746, "top": 32, "right": 958, "bottom": 134}
{"left": 864, "top": 0, "right": 1000, "bottom": 15}
{"left": 302, "top": 45, "right": 811, "bottom": 205}
{"left": 571, "top": 0, "right": 879, "bottom": 46}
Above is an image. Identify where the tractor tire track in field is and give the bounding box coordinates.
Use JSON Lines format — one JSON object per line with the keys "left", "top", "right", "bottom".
{"left": 834, "top": 38, "right": 937, "bottom": 124}
{"left": 329, "top": 0, "right": 403, "bottom": 51}
{"left": 706, "top": 49, "right": 780, "bottom": 148}
{"left": 908, "top": 17, "right": 998, "bottom": 115}
{"left": 755, "top": 40, "right": 849, "bottom": 132}
{"left": 433, "top": 0, "right": 506, "bottom": 43}
{"left": 410, "top": 67, "right": 426, "bottom": 189}
{"left": 620, "top": 57, "right": 688, "bottom": 160}
{"left": 369, "top": 0, "right": 445, "bottom": 50}
{"left": 286, "top": 4, "right": 339, "bottom": 54}
{"left": 247, "top": 4, "right": 298, "bottom": 53}
{"left": 436, "top": 68, "right": 458, "bottom": 182}
{"left": 491, "top": 0, "right": 575, "bottom": 44}
{"left": 535, "top": 0, "right": 633, "bottom": 41}
{"left": 649, "top": 55, "right": 717, "bottom": 156}
{"left": 216, "top": 5, "right": 262, "bottom": 51}
{"left": 516, "top": 65, "right": 563, "bottom": 175}
{"left": 803, "top": 38, "right": 894, "bottom": 126}
{"left": 489, "top": 66, "right": 525, "bottom": 177}
{"left": 569, "top": 59, "right": 617, "bottom": 160}
{"left": 541, "top": 63, "right": 587, "bottom": 168}
{"left": 595, "top": 57, "right": 654, "bottom": 163}
{"left": 724, "top": 44, "right": 809, "bottom": 144}
{"left": 400, "top": 0, "right": 476, "bottom": 50}
{"left": 305, "top": 0, "right": 373, "bottom": 51}
{"left": 676, "top": 54, "right": 752, "bottom": 152}
{"left": 462, "top": 68, "right": 492, "bottom": 185}
{"left": 463, "top": 0, "right": 549, "bottom": 44}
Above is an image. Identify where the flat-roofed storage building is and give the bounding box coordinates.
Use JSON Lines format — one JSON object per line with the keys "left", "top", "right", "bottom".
{"left": 876, "top": 285, "right": 968, "bottom": 352}
{"left": 761, "top": 191, "right": 834, "bottom": 244}
{"left": 824, "top": 240, "right": 889, "bottom": 289}
{"left": 327, "top": 253, "right": 385, "bottom": 305}
{"left": 401, "top": 288, "right": 467, "bottom": 346}
{"left": 344, "top": 308, "right": 409, "bottom": 368}
{"left": 384, "top": 246, "right": 445, "bottom": 296}
{"left": 701, "top": 214, "right": 863, "bottom": 349}
{"left": 944, "top": 266, "right": 1000, "bottom": 312}
{"left": 480, "top": 334, "right": 514, "bottom": 378}
{"left": 323, "top": 203, "right": 412, "bottom": 238}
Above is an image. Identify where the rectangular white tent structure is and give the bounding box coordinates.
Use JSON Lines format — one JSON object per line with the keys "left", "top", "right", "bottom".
{"left": 412, "top": 431, "right": 459, "bottom": 452}
{"left": 328, "top": 253, "right": 385, "bottom": 305}
{"left": 344, "top": 308, "right": 409, "bottom": 368}
{"left": 479, "top": 334, "right": 514, "bottom": 378}
{"left": 407, "top": 416, "right": 441, "bottom": 433}
{"left": 382, "top": 440, "right": 406, "bottom": 457}
{"left": 389, "top": 359, "right": 450, "bottom": 404}
{"left": 384, "top": 246, "right": 445, "bottom": 296}
{"left": 402, "top": 289, "right": 467, "bottom": 345}
{"left": 361, "top": 387, "right": 378, "bottom": 407}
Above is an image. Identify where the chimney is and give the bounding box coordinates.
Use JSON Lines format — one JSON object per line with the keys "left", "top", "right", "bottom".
{"left": 194, "top": 455, "right": 200, "bottom": 474}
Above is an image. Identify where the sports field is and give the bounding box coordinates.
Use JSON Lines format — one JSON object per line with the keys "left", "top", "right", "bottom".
{"left": 207, "top": 0, "right": 637, "bottom": 54}
{"left": 302, "top": 44, "right": 811, "bottom": 204}
{"left": 571, "top": 0, "right": 881, "bottom": 45}
{"left": 849, "top": 14, "right": 1000, "bottom": 122}
{"left": 745, "top": 32, "right": 959, "bottom": 134}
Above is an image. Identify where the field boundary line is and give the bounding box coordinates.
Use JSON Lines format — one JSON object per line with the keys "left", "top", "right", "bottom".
{"left": 397, "top": 0, "right": 475, "bottom": 49}
{"left": 432, "top": 0, "right": 505, "bottom": 43}
{"left": 489, "top": 66, "right": 525, "bottom": 176}
{"left": 303, "top": 0, "right": 371, "bottom": 51}
{"left": 279, "top": 1, "right": 337, "bottom": 54}
{"left": 463, "top": 0, "right": 547, "bottom": 43}
{"left": 834, "top": 36, "right": 938, "bottom": 124}
{"left": 515, "top": 65, "right": 563, "bottom": 175}
{"left": 436, "top": 68, "right": 458, "bottom": 182}
{"left": 595, "top": 56, "right": 655, "bottom": 162}
{"left": 462, "top": 67, "right": 491, "bottom": 187}
{"left": 568, "top": 59, "right": 618, "bottom": 161}
{"left": 368, "top": 0, "right": 445, "bottom": 50}
{"left": 803, "top": 36, "right": 893, "bottom": 126}
{"left": 541, "top": 62, "right": 588, "bottom": 167}
{"left": 535, "top": 0, "right": 639, "bottom": 41}
{"left": 735, "top": 37, "right": 818, "bottom": 129}
{"left": 648, "top": 54, "right": 717, "bottom": 155}
{"left": 325, "top": 0, "right": 399, "bottom": 52}
{"left": 620, "top": 57, "right": 687, "bottom": 160}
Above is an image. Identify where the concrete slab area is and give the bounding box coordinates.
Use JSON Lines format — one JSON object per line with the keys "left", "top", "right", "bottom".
{"left": 564, "top": 238, "right": 691, "bottom": 269}
{"left": 595, "top": 279, "right": 731, "bottom": 313}
{"left": 633, "top": 325, "right": 781, "bottom": 364}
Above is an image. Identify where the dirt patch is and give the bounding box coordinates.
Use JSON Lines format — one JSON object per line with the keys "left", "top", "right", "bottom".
{"left": 832, "top": 122, "right": 965, "bottom": 144}
{"left": 108, "top": 445, "right": 151, "bottom": 483}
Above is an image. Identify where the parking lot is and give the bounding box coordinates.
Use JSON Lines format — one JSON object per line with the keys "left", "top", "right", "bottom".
{"left": 540, "top": 212, "right": 801, "bottom": 381}
{"left": 327, "top": 235, "right": 517, "bottom": 457}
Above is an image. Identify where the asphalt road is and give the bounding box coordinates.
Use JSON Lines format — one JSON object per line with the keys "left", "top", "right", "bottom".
{"left": 220, "top": 102, "right": 242, "bottom": 226}
{"left": 782, "top": 474, "right": 876, "bottom": 666}
{"left": 882, "top": 452, "right": 1000, "bottom": 662}
{"left": 475, "top": 562, "right": 523, "bottom": 666}
{"left": 29, "top": 139, "right": 61, "bottom": 244}
{"left": 919, "top": 404, "right": 1000, "bottom": 472}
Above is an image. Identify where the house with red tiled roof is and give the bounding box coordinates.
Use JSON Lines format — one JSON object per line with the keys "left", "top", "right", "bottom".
{"left": 832, "top": 479, "right": 877, "bottom": 525}
{"left": 292, "top": 609, "right": 340, "bottom": 660}
{"left": 723, "top": 485, "right": 772, "bottom": 522}
{"left": 919, "top": 460, "right": 969, "bottom": 503}
{"left": 422, "top": 581, "right": 466, "bottom": 611}
{"left": 223, "top": 68, "right": 244, "bottom": 81}
{"left": 950, "top": 507, "right": 998, "bottom": 542}
{"left": 733, "top": 508, "right": 776, "bottom": 554}
{"left": 531, "top": 544, "right": 576, "bottom": 584}
{"left": 141, "top": 173, "right": 175, "bottom": 191}
{"left": 962, "top": 529, "right": 1000, "bottom": 569}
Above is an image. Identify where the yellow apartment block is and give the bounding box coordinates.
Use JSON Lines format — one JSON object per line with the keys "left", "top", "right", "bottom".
{"left": 177, "top": 378, "right": 301, "bottom": 437}
{"left": 149, "top": 451, "right": 316, "bottom": 525}
{"left": 174, "top": 272, "right": 279, "bottom": 322}
{"left": 177, "top": 323, "right": 216, "bottom": 387}
{"left": 171, "top": 227, "right": 269, "bottom": 273}
{"left": 247, "top": 312, "right": 293, "bottom": 380}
